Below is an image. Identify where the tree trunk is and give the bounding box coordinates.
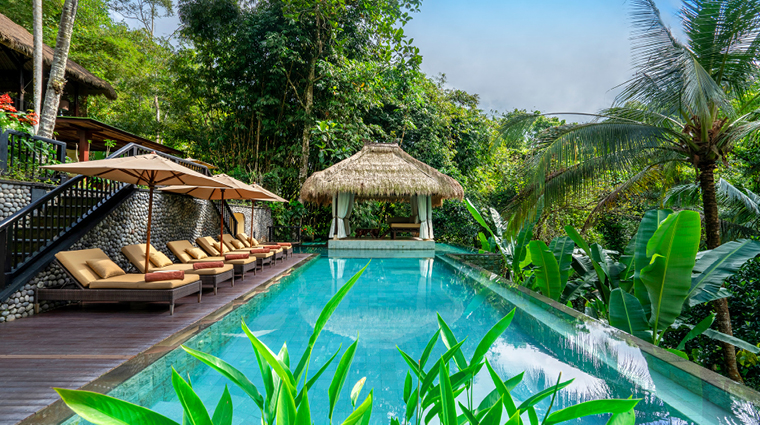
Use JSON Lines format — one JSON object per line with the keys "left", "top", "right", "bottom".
{"left": 32, "top": 0, "right": 43, "bottom": 134}
{"left": 154, "top": 95, "right": 161, "bottom": 143}
{"left": 699, "top": 160, "right": 743, "bottom": 383}
{"left": 298, "top": 56, "right": 316, "bottom": 184}
{"left": 37, "top": 0, "right": 79, "bottom": 139}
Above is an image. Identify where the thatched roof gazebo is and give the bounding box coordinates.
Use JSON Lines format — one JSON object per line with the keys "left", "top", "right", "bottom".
{"left": 301, "top": 143, "right": 464, "bottom": 240}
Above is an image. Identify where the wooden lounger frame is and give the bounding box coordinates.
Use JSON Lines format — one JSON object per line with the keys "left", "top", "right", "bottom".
{"left": 35, "top": 260, "right": 203, "bottom": 315}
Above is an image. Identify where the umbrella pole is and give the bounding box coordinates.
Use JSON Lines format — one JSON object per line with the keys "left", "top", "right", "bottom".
{"left": 145, "top": 185, "right": 154, "bottom": 274}
{"left": 220, "top": 189, "right": 225, "bottom": 254}
{"left": 250, "top": 201, "right": 255, "bottom": 244}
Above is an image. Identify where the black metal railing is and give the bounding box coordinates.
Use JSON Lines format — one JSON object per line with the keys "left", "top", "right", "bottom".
{"left": 0, "top": 142, "right": 209, "bottom": 295}
{"left": 268, "top": 225, "right": 301, "bottom": 243}
{"left": 0, "top": 129, "right": 67, "bottom": 183}
{"left": 211, "top": 200, "right": 239, "bottom": 236}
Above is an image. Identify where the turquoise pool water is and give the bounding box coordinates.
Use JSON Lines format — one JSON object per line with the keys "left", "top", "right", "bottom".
{"left": 64, "top": 251, "right": 759, "bottom": 425}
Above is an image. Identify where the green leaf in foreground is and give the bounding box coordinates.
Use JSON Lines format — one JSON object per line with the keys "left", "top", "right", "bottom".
{"left": 329, "top": 339, "right": 359, "bottom": 421}
{"left": 171, "top": 367, "right": 213, "bottom": 425}
{"left": 55, "top": 388, "right": 180, "bottom": 425}
{"left": 212, "top": 386, "right": 233, "bottom": 425}
{"left": 438, "top": 358, "right": 458, "bottom": 425}
{"left": 543, "top": 398, "right": 640, "bottom": 424}
{"left": 470, "top": 308, "right": 516, "bottom": 366}
{"left": 341, "top": 391, "right": 373, "bottom": 425}
{"left": 181, "top": 345, "right": 264, "bottom": 407}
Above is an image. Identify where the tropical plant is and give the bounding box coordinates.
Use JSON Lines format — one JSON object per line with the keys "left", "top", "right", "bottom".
{"left": 501, "top": 0, "right": 760, "bottom": 381}
{"left": 394, "top": 309, "right": 640, "bottom": 425}
{"left": 0, "top": 94, "right": 39, "bottom": 134}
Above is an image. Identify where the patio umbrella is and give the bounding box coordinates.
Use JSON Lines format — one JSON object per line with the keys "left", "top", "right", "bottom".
{"left": 161, "top": 174, "right": 283, "bottom": 251}
{"left": 42, "top": 154, "right": 229, "bottom": 273}
{"left": 245, "top": 182, "right": 287, "bottom": 242}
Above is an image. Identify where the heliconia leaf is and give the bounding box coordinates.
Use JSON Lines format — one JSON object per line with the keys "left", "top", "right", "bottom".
{"left": 242, "top": 320, "right": 296, "bottom": 393}
{"left": 295, "top": 345, "right": 342, "bottom": 406}
{"left": 329, "top": 339, "right": 359, "bottom": 421}
{"left": 528, "top": 240, "right": 564, "bottom": 301}
{"left": 478, "top": 232, "right": 491, "bottom": 253}
{"left": 276, "top": 381, "right": 297, "bottom": 425}
{"left": 341, "top": 392, "right": 373, "bottom": 425}
{"left": 543, "top": 399, "right": 640, "bottom": 424}
{"left": 665, "top": 348, "right": 689, "bottom": 359}
{"left": 549, "top": 236, "right": 575, "bottom": 285}
{"left": 438, "top": 359, "right": 458, "bottom": 425}
{"left": 420, "top": 339, "right": 466, "bottom": 395}
{"left": 606, "top": 406, "right": 636, "bottom": 425}
{"left": 420, "top": 329, "right": 440, "bottom": 369}
{"left": 171, "top": 368, "right": 213, "bottom": 425}
{"left": 478, "top": 396, "right": 502, "bottom": 425}
{"left": 278, "top": 342, "right": 290, "bottom": 368}
{"left": 640, "top": 211, "right": 701, "bottom": 341}
{"left": 359, "top": 390, "right": 373, "bottom": 425}
{"left": 458, "top": 402, "right": 480, "bottom": 425}
{"left": 295, "top": 385, "right": 311, "bottom": 425}
{"left": 484, "top": 359, "right": 517, "bottom": 416}
{"left": 506, "top": 409, "right": 522, "bottom": 425}
{"left": 181, "top": 345, "right": 264, "bottom": 408}
{"left": 351, "top": 377, "right": 367, "bottom": 408}
{"left": 466, "top": 198, "right": 494, "bottom": 238}
{"left": 397, "top": 347, "right": 422, "bottom": 378}
{"left": 517, "top": 378, "right": 574, "bottom": 411}
{"left": 688, "top": 239, "right": 760, "bottom": 307}
{"left": 403, "top": 372, "right": 412, "bottom": 403}
{"left": 470, "top": 308, "right": 516, "bottom": 366}
{"left": 55, "top": 388, "right": 180, "bottom": 425}
{"left": 632, "top": 209, "right": 673, "bottom": 316}
{"left": 405, "top": 388, "right": 418, "bottom": 422}
{"left": 677, "top": 313, "right": 716, "bottom": 350}
{"left": 608, "top": 288, "right": 652, "bottom": 342}
{"left": 294, "top": 262, "right": 369, "bottom": 383}
{"left": 437, "top": 314, "right": 469, "bottom": 371}
{"left": 212, "top": 386, "right": 233, "bottom": 425}
{"left": 527, "top": 407, "right": 539, "bottom": 425}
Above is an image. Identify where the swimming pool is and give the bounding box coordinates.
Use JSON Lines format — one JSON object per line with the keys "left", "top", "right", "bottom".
{"left": 63, "top": 251, "right": 760, "bottom": 424}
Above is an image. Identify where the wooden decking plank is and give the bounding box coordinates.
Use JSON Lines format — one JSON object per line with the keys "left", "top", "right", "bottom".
{"left": 0, "top": 254, "right": 309, "bottom": 425}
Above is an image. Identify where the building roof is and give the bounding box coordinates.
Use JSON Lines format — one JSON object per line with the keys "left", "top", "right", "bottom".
{"left": 0, "top": 12, "right": 117, "bottom": 100}
{"left": 54, "top": 117, "right": 184, "bottom": 157}
{"left": 300, "top": 143, "right": 464, "bottom": 206}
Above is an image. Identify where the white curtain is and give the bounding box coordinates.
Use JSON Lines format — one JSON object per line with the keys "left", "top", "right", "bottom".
{"left": 411, "top": 195, "right": 419, "bottom": 223}
{"left": 417, "top": 195, "right": 434, "bottom": 240}
{"left": 330, "top": 258, "right": 346, "bottom": 293}
{"left": 329, "top": 192, "right": 355, "bottom": 239}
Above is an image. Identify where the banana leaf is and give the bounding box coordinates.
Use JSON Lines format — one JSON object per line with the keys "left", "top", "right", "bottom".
{"left": 633, "top": 209, "right": 673, "bottom": 317}
{"left": 528, "top": 240, "right": 564, "bottom": 301}
{"left": 548, "top": 236, "right": 575, "bottom": 285}
{"left": 640, "top": 211, "right": 700, "bottom": 341}
{"left": 608, "top": 289, "right": 652, "bottom": 342}
{"left": 687, "top": 239, "right": 760, "bottom": 307}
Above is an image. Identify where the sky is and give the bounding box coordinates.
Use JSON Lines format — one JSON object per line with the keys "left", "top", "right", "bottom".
{"left": 130, "top": 0, "right": 685, "bottom": 118}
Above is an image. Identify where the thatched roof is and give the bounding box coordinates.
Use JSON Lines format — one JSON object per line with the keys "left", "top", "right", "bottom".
{"left": 0, "top": 13, "right": 117, "bottom": 100}
{"left": 300, "top": 143, "right": 464, "bottom": 206}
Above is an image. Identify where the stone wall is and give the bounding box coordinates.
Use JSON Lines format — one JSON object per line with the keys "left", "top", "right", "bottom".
{"left": 449, "top": 253, "right": 505, "bottom": 276}
{"left": 0, "top": 189, "right": 272, "bottom": 323}
{"left": 230, "top": 204, "right": 272, "bottom": 241}
{"left": 0, "top": 180, "right": 54, "bottom": 221}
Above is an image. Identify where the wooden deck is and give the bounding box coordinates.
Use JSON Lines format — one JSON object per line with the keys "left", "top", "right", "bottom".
{"left": 0, "top": 253, "right": 313, "bottom": 425}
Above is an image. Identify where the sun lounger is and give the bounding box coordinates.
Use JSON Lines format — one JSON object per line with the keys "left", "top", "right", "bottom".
{"left": 121, "top": 244, "right": 234, "bottom": 295}
{"left": 168, "top": 239, "right": 268, "bottom": 273}
{"left": 194, "top": 237, "right": 268, "bottom": 275}
{"left": 224, "top": 234, "right": 288, "bottom": 263}
{"left": 35, "top": 248, "right": 202, "bottom": 315}
{"left": 235, "top": 233, "right": 291, "bottom": 260}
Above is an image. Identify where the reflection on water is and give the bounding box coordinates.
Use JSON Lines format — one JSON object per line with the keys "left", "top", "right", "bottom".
{"left": 63, "top": 254, "right": 759, "bottom": 425}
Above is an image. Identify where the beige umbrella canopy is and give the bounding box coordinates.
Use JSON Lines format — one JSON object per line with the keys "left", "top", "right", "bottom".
{"left": 42, "top": 154, "right": 229, "bottom": 273}
{"left": 161, "top": 174, "right": 286, "bottom": 248}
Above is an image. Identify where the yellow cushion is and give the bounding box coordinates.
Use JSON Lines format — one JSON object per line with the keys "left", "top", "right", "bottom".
{"left": 186, "top": 248, "right": 207, "bottom": 260}
{"left": 230, "top": 239, "right": 244, "bottom": 249}
{"left": 196, "top": 237, "right": 221, "bottom": 256}
{"left": 89, "top": 273, "right": 199, "bottom": 290}
{"left": 56, "top": 249, "right": 113, "bottom": 287}
{"left": 236, "top": 233, "right": 252, "bottom": 247}
{"left": 86, "top": 259, "right": 126, "bottom": 279}
{"left": 212, "top": 242, "right": 230, "bottom": 254}
{"left": 150, "top": 251, "right": 173, "bottom": 268}
{"left": 122, "top": 244, "right": 174, "bottom": 273}
{"left": 168, "top": 240, "right": 196, "bottom": 263}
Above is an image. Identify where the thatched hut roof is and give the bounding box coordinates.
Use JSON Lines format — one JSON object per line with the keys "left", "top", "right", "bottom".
{"left": 300, "top": 143, "right": 464, "bottom": 206}
{"left": 0, "top": 13, "right": 117, "bottom": 100}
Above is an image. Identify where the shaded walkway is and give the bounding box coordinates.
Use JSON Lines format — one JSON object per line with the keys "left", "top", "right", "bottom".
{"left": 0, "top": 253, "right": 313, "bottom": 425}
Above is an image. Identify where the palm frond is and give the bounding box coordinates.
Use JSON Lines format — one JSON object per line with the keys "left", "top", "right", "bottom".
{"left": 663, "top": 182, "right": 702, "bottom": 207}
{"left": 682, "top": 0, "right": 760, "bottom": 97}
{"left": 495, "top": 112, "right": 542, "bottom": 149}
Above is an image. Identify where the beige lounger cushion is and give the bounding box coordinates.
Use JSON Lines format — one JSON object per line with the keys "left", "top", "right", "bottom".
{"left": 230, "top": 239, "right": 244, "bottom": 249}
{"left": 391, "top": 223, "right": 420, "bottom": 229}
{"left": 150, "top": 251, "right": 174, "bottom": 268}
{"left": 195, "top": 237, "right": 220, "bottom": 256}
{"left": 123, "top": 243, "right": 233, "bottom": 275}
{"left": 167, "top": 240, "right": 197, "bottom": 263}
{"left": 56, "top": 248, "right": 113, "bottom": 287}
{"left": 186, "top": 248, "right": 207, "bottom": 260}
{"left": 212, "top": 242, "right": 231, "bottom": 254}
{"left": 86, "top": 259, "right": 126, "bottom": 279}
{"left": 89, "top": 273, "right": 199, "bottom": 290}
{"left": 122, "top": 244, "right": 167, "bottom": 273}
{"left": 236, "top": 233, "right": 252, "bottom": 247}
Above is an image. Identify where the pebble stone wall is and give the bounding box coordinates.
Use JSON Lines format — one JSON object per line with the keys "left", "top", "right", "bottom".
{"left": 0, "top": 189, "right": 272, "bottom": 323}
{"left": 230, "top": 204, "right": 272, "bottom": 241}
{"left": 0, "top": 180, "right": 53, "bottom": 221}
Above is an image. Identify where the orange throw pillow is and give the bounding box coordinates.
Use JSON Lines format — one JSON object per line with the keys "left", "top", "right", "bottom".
{"left": 249, "top": 248, "right": 270, "bottom": 253}
{"left": 193, "top": 261, "right": 225, "bottom": 270}
{"left": 145, "top": 270, "right": 185, "bottom": 282}
{"left": 225, "top": 253, "right": 250, "bottom": 260}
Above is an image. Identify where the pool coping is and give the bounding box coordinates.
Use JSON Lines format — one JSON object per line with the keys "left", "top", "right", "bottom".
{"left": 20, "top": 253, "right": 320, "bottom": 425}
{"left": 442, "top": 253, "right": 760, "bottom": 409}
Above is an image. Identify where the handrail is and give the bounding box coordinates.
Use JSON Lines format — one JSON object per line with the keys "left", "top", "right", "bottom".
{"left": 210, "top": 200, "right": 238, "bottom": 236}
{"left": 0, "top": 140, "right": 210, "bottom": 293}
{"left": 0, "top": 129, "right": 67, "bottom": 183}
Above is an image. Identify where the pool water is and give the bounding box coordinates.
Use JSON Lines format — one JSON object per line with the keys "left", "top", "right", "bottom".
{"left": 64, "top": 252, "right": 759, "bottom": 425}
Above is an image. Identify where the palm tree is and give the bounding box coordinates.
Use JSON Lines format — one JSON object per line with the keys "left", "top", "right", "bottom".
{"left": 504, "top": 0, "right": 760, "bottom": 382}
